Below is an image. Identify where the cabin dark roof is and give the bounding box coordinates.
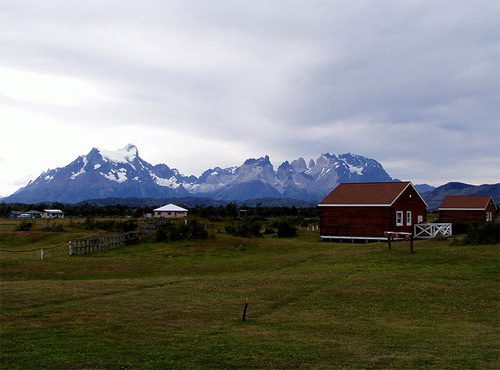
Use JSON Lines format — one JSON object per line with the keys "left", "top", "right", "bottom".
{"left": 439, "top": 196, "right": 493, "bottom": 210}
{"left": 319, "top": 182, "right": 416, "bottom": 206}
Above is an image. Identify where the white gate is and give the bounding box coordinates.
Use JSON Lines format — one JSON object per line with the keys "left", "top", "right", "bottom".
{"left": 414, "top": 223, "right": 452, "bottom": 239}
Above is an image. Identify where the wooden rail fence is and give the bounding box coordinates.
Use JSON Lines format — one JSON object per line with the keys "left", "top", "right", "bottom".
{"left": 68, "top": 231, "right": 143, "bottom": 256}
{"left": 414, "top": 223, "right": 452, "bottom": 239}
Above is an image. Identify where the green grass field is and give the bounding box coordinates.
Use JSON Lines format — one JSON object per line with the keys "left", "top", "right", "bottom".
{"left": 1, "top": 218, "right": 499, "bottom": 368}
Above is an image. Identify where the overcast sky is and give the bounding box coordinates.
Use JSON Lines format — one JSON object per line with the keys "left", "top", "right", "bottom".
{"left": 0, "top": 0, "right": 499, "bottom": 197}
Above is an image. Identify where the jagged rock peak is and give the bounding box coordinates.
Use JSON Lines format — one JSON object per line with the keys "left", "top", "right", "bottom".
{"left": 291, "top": 158, "right": 307, "bottom": 172}
{"left": 243, "top": 155, "right": 272, "bottom": 166}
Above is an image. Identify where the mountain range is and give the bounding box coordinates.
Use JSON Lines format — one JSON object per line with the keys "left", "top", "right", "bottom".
{"left": 3, "top": 144, "right": 394, "bottom": 204}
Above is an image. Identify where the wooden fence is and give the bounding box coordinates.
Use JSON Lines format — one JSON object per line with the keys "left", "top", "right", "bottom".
{"left": 414, "top": 223, "right": 452, "bottom": 239}
{"left": 68, "top": 231, "right": 143, "bottom": 256}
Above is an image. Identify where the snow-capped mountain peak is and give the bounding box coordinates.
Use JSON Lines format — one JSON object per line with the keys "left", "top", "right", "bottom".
{"left": 97, "top": 144, "right": 138, "bottom": 164}
{"left": 5, "top": 145, "right": 394, "bottom": 203}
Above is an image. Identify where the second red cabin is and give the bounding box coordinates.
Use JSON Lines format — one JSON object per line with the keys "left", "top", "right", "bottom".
{"left": 438, "top": 196, "right": 497, "bottom": 224}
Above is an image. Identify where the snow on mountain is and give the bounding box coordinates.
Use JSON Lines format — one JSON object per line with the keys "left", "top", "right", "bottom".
{"left": 4, "top": 145, "right": 394, "bottom": 203}
{"left": 99, "top": 143, "right": 138, "bottom": 164}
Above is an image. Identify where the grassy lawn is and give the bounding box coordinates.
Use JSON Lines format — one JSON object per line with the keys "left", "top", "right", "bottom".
{"left": 1, "top": 218, "right": 499, "bottom": 368}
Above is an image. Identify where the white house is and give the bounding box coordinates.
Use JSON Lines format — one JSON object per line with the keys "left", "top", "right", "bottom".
{"left": 41, "top": 209, "right": 65, "bottom": 219}
{"left": 153, "top": 204, "right": 188, "bottom": 218}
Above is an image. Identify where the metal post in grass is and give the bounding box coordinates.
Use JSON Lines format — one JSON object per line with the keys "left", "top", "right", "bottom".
{"left": 242, "top": 299, "right": 249, "bottom": 321}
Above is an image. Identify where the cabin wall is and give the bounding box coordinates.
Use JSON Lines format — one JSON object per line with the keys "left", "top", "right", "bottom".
{"left": 320, "top": 206, "right": 393, "bottom": 238}
{"left": 487, "top": 201, "right": 498, "bottom": 222}
{"left": 391, "top": 186, "right": 427, "bottom": 233}
{"left": 439, "top": 210, "right": 483, "bottom": 224}
{"left": 439, "top": 207, "right": 496, "bottom": 224}
{"left": 154, "top": 211, "right": 187, "bottom": 218}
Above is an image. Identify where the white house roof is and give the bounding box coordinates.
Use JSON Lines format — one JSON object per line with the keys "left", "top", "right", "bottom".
{"left": 43, "top": 209, "right": 64, "bottom": 214}
{"left": 153, "top": 204, "right": 188, "bottom": 212}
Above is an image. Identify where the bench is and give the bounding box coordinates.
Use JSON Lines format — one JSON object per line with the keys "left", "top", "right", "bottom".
{"left": 384, "top": 231, "right": 414, "bottom": 253}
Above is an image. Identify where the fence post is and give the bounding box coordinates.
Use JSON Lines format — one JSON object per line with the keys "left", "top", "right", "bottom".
{"left": 40, "top": 248, "right": 44, "bottom": 260}
{"left": 69, "top": 241, "right": 73, "bottom": 256}
{"left": 242, "top": 300, "right": 249, "bottom": 321}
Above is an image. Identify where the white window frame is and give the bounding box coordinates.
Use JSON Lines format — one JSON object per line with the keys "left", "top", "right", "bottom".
{"left": 486, "top": 212, "right": 492, "bottom": 222}
{"left": 396, "top": 211, "right": 403, "bottom": 226}
{"left": 406, "top": 210, "right": 412, "bottom": 226}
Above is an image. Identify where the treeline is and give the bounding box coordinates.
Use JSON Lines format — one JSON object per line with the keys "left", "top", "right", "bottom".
{"left": 0, "top": 202, "right": 318, "bottom": 219}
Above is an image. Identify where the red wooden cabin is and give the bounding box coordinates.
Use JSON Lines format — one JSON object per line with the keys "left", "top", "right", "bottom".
{"left": 438, "top": 196, "right": 497, "bottom": 224}
{"left": 319, "top": 182, "right": 427, "bottom": 241}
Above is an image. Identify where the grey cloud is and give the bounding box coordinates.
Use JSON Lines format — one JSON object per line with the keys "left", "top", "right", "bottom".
{"left": 0, "top": 0, "right": 499, "bottom": 186}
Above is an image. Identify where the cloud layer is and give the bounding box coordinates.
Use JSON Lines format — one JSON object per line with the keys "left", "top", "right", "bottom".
{"left": 1, "top": 0, "right": 499, "bottom": 196}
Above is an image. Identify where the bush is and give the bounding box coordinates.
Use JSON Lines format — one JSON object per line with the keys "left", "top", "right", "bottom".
{"left": 118, "top": 219, "right": 138, "bottom": 232}
{"left": 94, "top": 220, "right": 116, "bottom": 231}
{"left": 81, "top": 218, "right": 137, "bottom": 232}
{"left": 263, "top": 227, "right": 275, "bottom": 235}
{"left": 41, "top": 223, "right": 64, "bottom": 232}
{"left": 82, "top": 216, "right": 95, "bottom": 230}
{"left": 460, "top": 223, "right": 499, "bottom": 245}
{"left": 225, "top": 219, "right": 263, "bottom": 238}
{"left": 277, "top": 221, "right": 297, "bottom": 238}
{"left": 156, "top": 220, "right": 208, "bottom": 242}
{"left": 16, "top": 221, "right": 32, "bottom": 231}
{"left": 451, "top": 223, "right": 468, "bottom": 235}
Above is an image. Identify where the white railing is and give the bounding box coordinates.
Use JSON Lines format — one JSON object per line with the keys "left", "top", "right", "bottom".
{"left": 414, "top": 223, "right": 452, "bottom": 239}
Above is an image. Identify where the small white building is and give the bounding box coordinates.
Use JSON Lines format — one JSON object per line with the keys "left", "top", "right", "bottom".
{"left": 41, "top": 209, "right": 65, "bottom": 219}
{"left": 153, "top": 204, "right": 188, "bottom": 218}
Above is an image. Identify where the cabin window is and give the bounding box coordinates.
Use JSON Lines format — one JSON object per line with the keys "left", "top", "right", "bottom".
{"left": 406, "top": 211, "right": 412, "bottom": 226}
{"left": 417, "top": 215, "right": 423, "bottom": 223}
{"left": 486, "top": 212, "right": 492, "bottom": 222}
{"left": 396, "top": 211, "right": 403, "bottom": 226}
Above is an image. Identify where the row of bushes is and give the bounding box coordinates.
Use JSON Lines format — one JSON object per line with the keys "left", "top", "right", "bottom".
{"left": 224, "top": 218, "right": 298, "bottom": 238}
{"left": 455, "top": 223, "right": 499, "bottom": 245}
{"left": 82, "top": 218, "right": 138, "bottom": 232}
{"left": 155, "top": 220, "right": 208, "bottom": 242}
{"left": 16, "top": 221, "right": 65, "bottom": 232}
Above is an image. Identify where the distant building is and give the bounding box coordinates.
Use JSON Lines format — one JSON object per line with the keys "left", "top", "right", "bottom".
{"left": 319, "top": 182, "right": 427, "bottom": 241}
{"left": 438, "top": 196, "right": 497, "bottom": 224}
{"left": 8, "top": 211, "right": 23, "bottom": 219}
{"left": 25, "top": 210, "right": 42, "bottom": 218}
{"left": 41, "top": 209, "right": 65, "bottom": 219}
{"left": 153, "top": 204, "right": 188, "bottom": 218}
{"left": 11, "top": 210, "right": 41, "bottom": 219}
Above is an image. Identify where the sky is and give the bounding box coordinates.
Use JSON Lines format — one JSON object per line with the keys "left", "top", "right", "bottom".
{"left": 0, "top": 0, "right": 499, "bottom": 197}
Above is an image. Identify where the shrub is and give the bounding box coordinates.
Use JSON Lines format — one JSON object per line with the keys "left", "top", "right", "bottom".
{"left": 452, "top": 223, "right": 468, "bottom": 235}
{"left": 16, "top": 221, "right": 32, "bottom": 231}
{"left": 94, "top": 220, "right": 115, "bottom": 231}
{"left": 41, "top": 223, "right": 65, "bottom": 232}
{"left": 156, "top": 220, "right": 208, "bottom": 242}
{"left": 460, "top": 223, "right": 499, "bottom": 245}
{"left": 118, "top": 219, "right": 138, "bottom": 232}
{"left": 82, "top": 216, "right": 95, "bottom": 230}
{"left": 276, "top": 221, "right": 297, "bottom": 238}
{"left": 225, "top": 219, "right": 263, "bottom": 238}
{"left": 263, "top": 227, "right": 275, "bottom": 235}
{"left": 81, "top": 218, "right": 137, "bottom": 232}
